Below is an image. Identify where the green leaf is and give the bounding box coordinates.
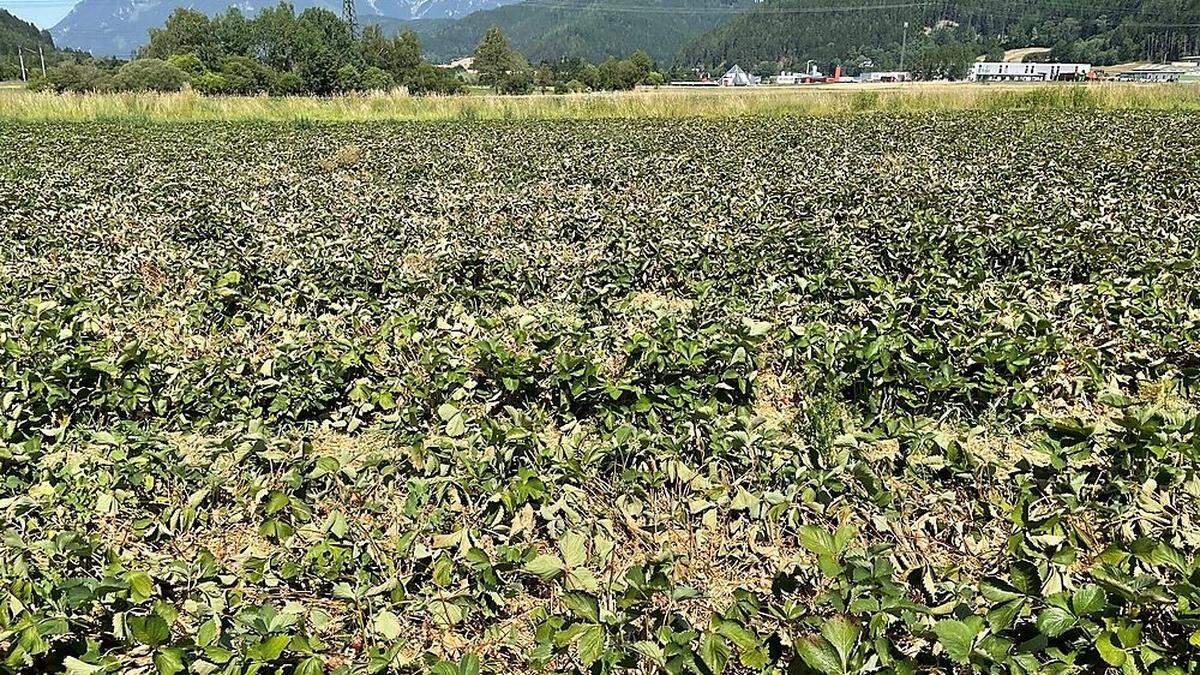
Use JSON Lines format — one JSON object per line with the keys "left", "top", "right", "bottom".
{"left": 796, "top": 636, "right": 842, "bottom": 675}
{"left": 820, "top": 616, "right": 858, "bottom": 668}
{"left": 797, "top": 525, "right": 837, "bottom": 557}
{"left": 1096, "top": 631, "right": 1127, "bottom": 666}
{"left": 126, "top": 571, "right": 154, "bottom": 603}
{"left": 559, "top": 531, "right": 587, "bottom": 568}
{"left": 62, "top": 658, "right": 105, "bottom": 675}
{"left": 562, "top": 591, "right": 600, "bottom": 622}
{"left": 296, "top": 657, "right": 325, "bottom": 675}
{"left": 249, "top": 635, "right": 291, "bottom": 662}
{"left": 1036, "top": 607, "right": 1076, "bottom": 638}
{"left": 153, "top": 648, "right": 184, "bottom": 675}
{"left": 577, "top": 624, "right": 605, "bottom": 666}
{"left": 524, "top": 554, "right": 564, "bottom": 580}
{"left": 1071, "top": 585, "right": 1106, "bottom": 616}
{"left": 933, "top": 619, "right": 979, "bottom": 664}
{"left": 373, "top": 609, "right": 403, "bottom": 640}
{"left": 699, "top": 632, "right": 730, "bottom": 675}
{"left": 715, "top": 620, "right": 759, "bottom": 651}
{"left": 459, "top": 653, "right": 481, "bottom": 675}
{"left": 128, "top": 614, "right": 171, "bottom": 647}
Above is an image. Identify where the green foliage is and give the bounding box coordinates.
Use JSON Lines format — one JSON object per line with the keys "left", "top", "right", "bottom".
{"left": 111, "top": 58, "right": 187, "bottom": 92}
{"left": 416, "top": 0, "right": 751, "bottom": 64}
{"left": 1, "top": 112, "right": 1199, "bottom": 672}
{"left": 681, "top": 0, "right": 1200, "bottom": 71}
{"left": 473, "top": 25, "right": 524, "bottom": 89}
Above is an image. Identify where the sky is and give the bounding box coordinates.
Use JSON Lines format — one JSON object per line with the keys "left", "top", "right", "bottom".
{"left": 1, "top": 0, "right": 77, "bottom": 28}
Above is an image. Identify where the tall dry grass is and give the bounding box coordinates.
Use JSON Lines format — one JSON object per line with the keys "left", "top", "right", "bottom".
{"left": 0, "top": 82, "right": 1198, "bottom": 122}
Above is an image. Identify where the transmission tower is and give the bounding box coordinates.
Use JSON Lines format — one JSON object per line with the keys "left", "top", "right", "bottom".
{"left": 342, "top": 0, "right": 358, "bottom": 39}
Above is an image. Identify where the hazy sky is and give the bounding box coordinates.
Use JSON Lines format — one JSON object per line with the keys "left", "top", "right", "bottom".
{"left": 1, "top": 0, "right": 76, "bottom": 28}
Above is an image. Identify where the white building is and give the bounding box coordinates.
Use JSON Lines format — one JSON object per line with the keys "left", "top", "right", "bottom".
{"left": 719, "top": 65, "right": 759, "bottom": 86}
{"left": 970, "top": 62, "right": 1091, "bottom": 82}
{"left": 1116, "top": 61, "right": 1200, "bottom": 82}
{"left": 776, "top": 70, "right": 821, "bottom": 84}
{"left": 859, "top": 71, "right": 911, "bottom": 82}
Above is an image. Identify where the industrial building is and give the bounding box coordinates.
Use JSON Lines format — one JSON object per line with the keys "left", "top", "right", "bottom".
{"left": 969, "top": 62, "right": 1091, "bottom": 82}
{"left": 1117, "top": 59, "right": 1200, "bottom": 82}
{"left": 859, "top": 71, "right": 911, "bottom": 82}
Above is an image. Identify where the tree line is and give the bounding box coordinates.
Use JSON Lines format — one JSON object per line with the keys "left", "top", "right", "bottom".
{"left": 26, "top": 3, "right": 667, "bottom": 96}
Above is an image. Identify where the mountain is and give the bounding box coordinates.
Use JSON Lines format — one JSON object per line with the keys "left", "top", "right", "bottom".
{"left": 679, "top": 0, "right": 1200, "bottom": 71}
{"left": 51, "top": 0, "right": 517, "bottom": 56}
{"left": 413, "top": 0, "right": 750, "bottom": 64}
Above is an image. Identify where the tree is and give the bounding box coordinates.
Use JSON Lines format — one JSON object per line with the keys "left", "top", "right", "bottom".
{"left": 298, "top": 46, "right": 339, "bottom": 94}
{"left": 498, "top": 68, "right": 533, "bottom": 94}
{"left": 627, "top": 49, "right": 653, "bottom": 83}
{"left": 142, "top": 9, "right": 217, "bottom": 66}
{"left": 473, "top": 25, "right": 521, "bottom": 89}
{"left": 254, "top": 3, "right": 304, "bottom": 73}
{"left": 113, "top": 58, "right": 188, "bottom": 92}
{"left": 212, "top": 8, "right": 255, "bottom": 60}
{"left": 361, "top": 26, "right": 422, "bottom": 82}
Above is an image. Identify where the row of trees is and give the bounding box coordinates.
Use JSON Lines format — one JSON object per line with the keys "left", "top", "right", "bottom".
{"left": 35, "top": 3, "right": 465, "bottom": 95}
{"left": 472, "top": 26, "right": 665, "bottom": 94}
{"left": 30, "top": 7, "right": 667, "bottom": 96}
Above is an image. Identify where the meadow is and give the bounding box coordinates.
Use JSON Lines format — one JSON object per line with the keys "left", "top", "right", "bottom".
{"left": 0, "top": 81, "right": 1199, "bottom": 121}
{"left": 1, "top": 111, "right": 1199, "bottom": 673}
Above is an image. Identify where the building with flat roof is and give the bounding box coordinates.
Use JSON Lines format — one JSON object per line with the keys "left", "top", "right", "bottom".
{"left": 1117, "top": 62, "right": 1200, "bottom": 82}
{"left": 970, "top": 62, "right": 1091, "bottom": 82}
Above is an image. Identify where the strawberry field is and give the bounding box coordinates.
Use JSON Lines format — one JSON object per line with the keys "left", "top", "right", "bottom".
{"left": 2, "top": 112, "right": 1200, "bottom": 674}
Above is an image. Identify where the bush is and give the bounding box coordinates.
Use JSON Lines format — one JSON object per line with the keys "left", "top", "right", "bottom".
{"left": 44, "top": 62, "right": 106, "bottom": 93}
{"left": 113, "top": 58, "right": 188, "bottom": 92}
{"left": 360, "top": 66, "right": 394, "bottom": 92}
{"left": 219, "top": 56, "right": 274, "bottom": 94}
{"left": 406, "top": 63, "right": 465, "bottom": 96}
{"left": 271, "top": 72, "right": 304, "bottom": 95}
{"left": 192, "top": 71, "right": 229, "bottom": 95}
{"left": 335, "top": 64, "right": 362, "bottom": 93}
{"left": 166, "top": 53, "right": 207, "bottom": 78}
{"left": 497, "top": 69, "right": 534, "bottom": 95}
{"left": 564, "top": 79, "right": 587, "bottom": 93}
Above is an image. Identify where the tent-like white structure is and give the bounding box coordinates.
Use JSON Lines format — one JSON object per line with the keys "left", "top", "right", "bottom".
{"left": 719, "top": 65, "right": 757, "bottom": 86}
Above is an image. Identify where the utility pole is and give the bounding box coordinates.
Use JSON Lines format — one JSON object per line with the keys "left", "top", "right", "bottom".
{"left": 37, "top": 45, "right": 47, "bottom": 77}
{"left": 899, "top": 21, "right": 909, "bottom": 74}
{"left": 342, "top": 0, "right": 358, "bottom": 39}
{"left": 18, "top": 48, "right": 26, "bottom": 82}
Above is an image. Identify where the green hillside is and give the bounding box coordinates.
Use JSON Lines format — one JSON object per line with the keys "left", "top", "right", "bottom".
{"left": 0, "top": 9, "right": 57, "bottom": 80}
{"left": 679, "top": 0, "right": 1200, "bottom": 72}
{"left": 415, "top": 0, "right": 749, "bottom": 64}
{"left": 1, "top": 9, "right": 53, "bottom": 53}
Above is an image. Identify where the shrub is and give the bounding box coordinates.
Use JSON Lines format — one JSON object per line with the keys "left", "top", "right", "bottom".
{"left": 219, "top": 56, "right": 274, "bottom": 94}
{"left": 335, "top": 64, "right": 362, "bottom": 93}
{"left": 497, "top": 68, "right": 534, "bottom": 95}
{"left": 192, "top": 71, "right": 229, "bottom": 95}
{"left": 113, "top": 58, "right": 188, "bottom": 92}
{"left": 44, "top": 62, "right": 106, "bottom": 93}
{"left": 271, "top": 71, "right": 305, "bottom": 95}
{"left": 406, "top": 63, "right": 465, "bottom": 96}
{"left": 360, "top": 66, "right": 395, "bottom": 92}
{"left": 166, "top": 53, "right": 207, "bottom": 78}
